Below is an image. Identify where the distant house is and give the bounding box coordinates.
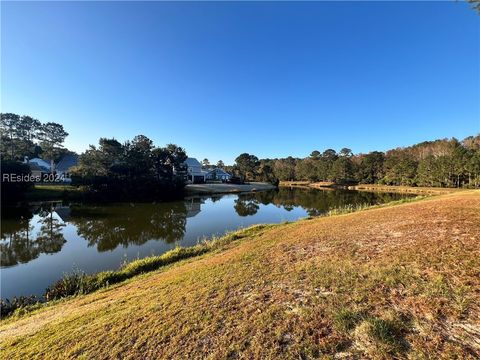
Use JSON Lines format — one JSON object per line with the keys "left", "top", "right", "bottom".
{"left": 182, "top": 157, "right": 232, "bottom": 183}
{"left": 24, "top": 154, "right": 78, "bottom": 182}
{"left": 205, "top": 168, "right": 232, "bottom": 182}
{"left": 27, "top": 157, "right": 52, "bottom": 172}
{"left": 183, "top": 157, "right": 208, "bottom": 183}
{"left": 56, "top": 153, "right": 79, "bottom": 180}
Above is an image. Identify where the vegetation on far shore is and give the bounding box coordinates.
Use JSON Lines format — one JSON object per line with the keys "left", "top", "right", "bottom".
{"left": 2, "top": 113, "right": 479, "bottom": 204}
{"left": 1, "top": 191, "right": 478, "bottom": 358}
{"left": 280, "top": 181, "right": 464, "bottom": 195}
{"left": 235, "top": 135, "right": 480, "bottom": 189}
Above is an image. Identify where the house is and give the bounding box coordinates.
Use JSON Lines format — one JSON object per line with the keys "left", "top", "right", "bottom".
{"left": 183, "top": 157, "right": 208, "bottom": 183}
{"left": 205, "top": 168, "right": 232, "bottom": 182}
{"left": 27, "top": 157, "right": 52, "bottom": 172}
{"left": 23, "top": 154, "right": 78, "bottom": 182}
{"left": 27, "top": 162, "right": 46, "bottom": 178}
{"left": 55, "top": 153, "right": 79, "bottom": 180}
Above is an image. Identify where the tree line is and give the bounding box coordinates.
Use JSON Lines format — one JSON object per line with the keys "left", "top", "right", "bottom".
{"left": 2, "top": 112, "right": 478, "bottom": 197}
{"left": 0, "top": 113, "right": 69, "bottom": 162}
{"left": 1, "top": 113, "right": 70, "bottom": 201}
{"left": 0, "top": 113, "right": 189, "bottom": 201}
{"left": 71, "top": 135, "right": 188, "bottom": 200}
{"left": 232, "top": 135, "right": 480, "bottom": 188}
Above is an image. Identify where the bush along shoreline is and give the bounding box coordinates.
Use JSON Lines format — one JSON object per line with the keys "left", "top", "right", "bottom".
{"left": 0, "top": 195, "right": 428, "bottom": 319}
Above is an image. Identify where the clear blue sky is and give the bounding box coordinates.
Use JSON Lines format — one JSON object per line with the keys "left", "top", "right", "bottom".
{"left": 1, "top": 1, "right": 479, "bottom": 164}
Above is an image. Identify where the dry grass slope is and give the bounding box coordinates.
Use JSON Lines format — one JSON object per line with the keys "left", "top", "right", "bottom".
{"left": 1, "top": 191, "right": 479, "bottom": 359}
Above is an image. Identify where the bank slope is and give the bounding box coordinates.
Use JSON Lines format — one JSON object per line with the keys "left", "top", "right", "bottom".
{"left": 1, "top": 191, "right": 479, "bottom": 359}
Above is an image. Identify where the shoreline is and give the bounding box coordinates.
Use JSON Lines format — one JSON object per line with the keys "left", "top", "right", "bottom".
{"left": 15, "top": 182, "right": 277, "bottom": 203}
{"left": 185, "top": 182, "right": 277, "bottom": 195}
{"left": 280, "top": 181, "right": 466, "bottom": 194}
{"left": 1, "top": 191, "right": 478, "bottom": 358}
{"left": 0, "top": 193, "right": 428, "bottom": 317}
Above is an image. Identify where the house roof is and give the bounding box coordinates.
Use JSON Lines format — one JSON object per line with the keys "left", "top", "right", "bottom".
{"left": 27, "top": 162, "right": 44, "bottom": 172}
{"left": 183, "top": 157, "right": 202, "bottom": 167}
{"left": 56, "top": 153, "right": 79, "bottom": 172}
{"left": 207, "top": 168, "right": 231, "bottom": 176}
{"left": 29, "top": 158, "right": 51, "bottom": 170}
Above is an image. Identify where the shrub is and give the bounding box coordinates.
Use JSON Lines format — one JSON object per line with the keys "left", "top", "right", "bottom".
{"left": 0, "top": 295, "right": 40, "bottom": 318}
{"left": 44, "top": 270, "right": 96, "bottom": 301}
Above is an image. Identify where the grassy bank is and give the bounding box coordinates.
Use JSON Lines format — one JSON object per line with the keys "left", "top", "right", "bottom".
{"left": 1, "top": 225, "right": 274, "bottom": 317}
{"left": 1, "top": 191, "right": 479, "bottom": 358}
{"left": 1, "top": 195, "right": 426, "bottom": 318}
{"left": 349, "top": 184, "right": 463, "bottom": 194}
{"left": 280, "top": 181, "right": 465, "bottom": 195}
{"left": 24, "top": 184, "right": 86, "bottom": 201}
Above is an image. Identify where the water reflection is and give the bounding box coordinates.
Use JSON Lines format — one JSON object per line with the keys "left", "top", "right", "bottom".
{"left": 234, "top": 197, "right": 260, "bottom": 217}
{"left": 235, "top": 188, "right": 405, "bottom": 217}
{"left": 1, "top": 204, "right": 66, "bottom": 267}
{"left": 1, "top": 189, "right": 410, "bottom": 268}
{"left": 70, "top": 202, "right": 188, "bottom": 251}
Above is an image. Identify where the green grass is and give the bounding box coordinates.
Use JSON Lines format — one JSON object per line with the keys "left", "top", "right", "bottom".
{"left": 333, "top": 308, "right": 364, "bottom": 332}
{"left": 24, "top": 184, "right": 85, "bottom": 201}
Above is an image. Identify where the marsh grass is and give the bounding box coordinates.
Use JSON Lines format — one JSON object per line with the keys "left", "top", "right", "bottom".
{"left": 324, "top": 195, "right": 427, "bottom": 217}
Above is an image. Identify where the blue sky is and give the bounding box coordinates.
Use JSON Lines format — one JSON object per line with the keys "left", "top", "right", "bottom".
{"left": 1, "top": 1, "right": 479, "bottom": 164}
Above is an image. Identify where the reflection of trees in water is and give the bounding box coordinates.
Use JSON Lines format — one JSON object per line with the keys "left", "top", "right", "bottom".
{"left": 237, "top": 188, "right": 410, "bottom": 217}
{"left": 234, "top": 196, "right": 260, "bottom": 217}
{"left": 0, "top": 190, "right": 410, "bottom": 266}
{"left": 70, "top": 202, "right": 188, "bottom": 252}
{"left": 36, "top": 207, "right": 67, "bottom": 253}
{"left": 1, "top": 204, "right": 66, "bottom": 267}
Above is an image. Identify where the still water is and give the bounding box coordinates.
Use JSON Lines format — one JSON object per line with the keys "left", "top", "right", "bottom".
{"left": 1, "top": 188, "right": 413, "bottom": 298}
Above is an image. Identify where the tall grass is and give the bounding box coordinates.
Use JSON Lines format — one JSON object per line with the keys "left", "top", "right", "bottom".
{"left": 323, "top": 196, "right": 427, "bottom": 217}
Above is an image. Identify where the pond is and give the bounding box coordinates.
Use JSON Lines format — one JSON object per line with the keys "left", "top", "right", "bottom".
{"left": 1, "top": 187, "right": 414, "bottom": 299}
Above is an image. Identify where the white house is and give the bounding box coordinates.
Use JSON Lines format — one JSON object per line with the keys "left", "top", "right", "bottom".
{"left": 183, "top": 157, "right": 208, "bottom": 183}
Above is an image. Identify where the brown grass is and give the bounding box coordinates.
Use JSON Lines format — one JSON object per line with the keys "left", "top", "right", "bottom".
{"left": 349, "top": 184, "right": 464, "bottom": 194}
{"left": 1, "top": 191, "right": 479, "bottom": 359}
{"left": 281, "top": 182, "right": 464, "bottom": 194}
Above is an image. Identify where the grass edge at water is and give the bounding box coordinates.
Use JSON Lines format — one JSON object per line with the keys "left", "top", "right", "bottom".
{"left": 0, "top": 195, "right": 430, "bottom": 320}
{"left": 0, "top": 224, "right": 274, "bottom": 319}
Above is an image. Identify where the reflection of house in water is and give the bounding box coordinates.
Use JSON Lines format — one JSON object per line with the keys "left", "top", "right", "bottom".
{"left": 54, "top": 206, "right": 72, "bottom": 222}
{"left": 185, "top": 198, "right": 205, "bottom": 218}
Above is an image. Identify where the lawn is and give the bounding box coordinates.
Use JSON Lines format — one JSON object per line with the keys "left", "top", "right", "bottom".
{"left": 1, "top": 191, "right": 479, "bottom": 359}
{"left": 24, "top": 184, "right": 85, "bottom": 201}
